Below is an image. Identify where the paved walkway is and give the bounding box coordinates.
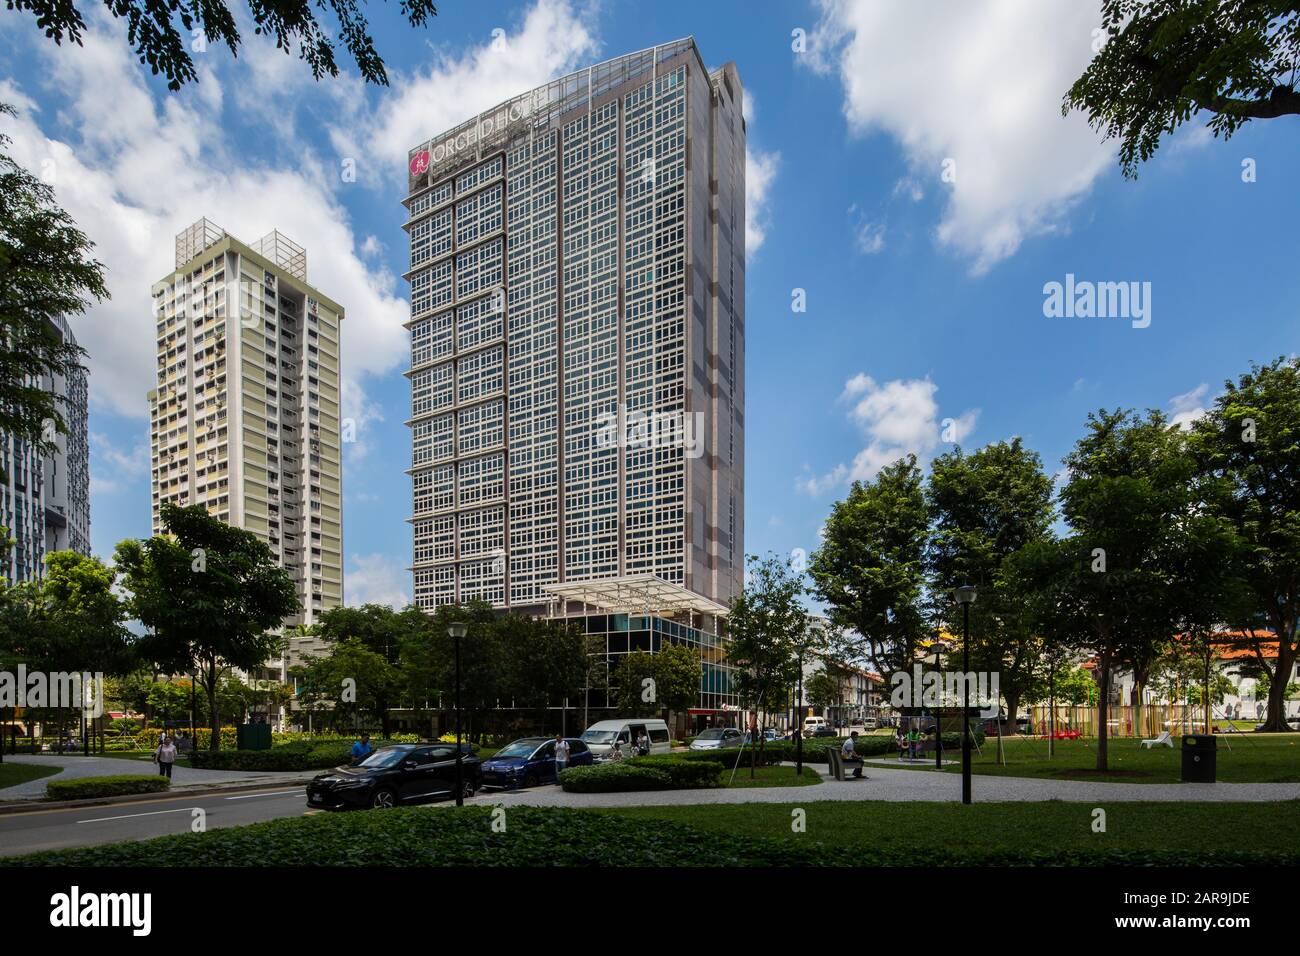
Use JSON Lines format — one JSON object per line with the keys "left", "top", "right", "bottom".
{"left": 477, "top": 763, "right": 1300, "bottom": 809}
{"left": 0, "top": 755, "right": 308, "bottom": 799}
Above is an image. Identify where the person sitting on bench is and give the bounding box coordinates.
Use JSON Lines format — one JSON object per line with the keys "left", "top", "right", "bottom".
{"left": 840, "top": 731, "right": 865, "bottom": 778}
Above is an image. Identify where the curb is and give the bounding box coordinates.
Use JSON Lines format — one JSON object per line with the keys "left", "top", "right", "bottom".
{"left": 0, "top": 775, "right": 317, "bottom": 816}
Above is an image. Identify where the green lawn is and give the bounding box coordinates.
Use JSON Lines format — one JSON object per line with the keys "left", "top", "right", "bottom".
{"left": 598, "top": 799, "right": 1300, "bottom": 857}
{"left": 0, "top": 762, "right": 60, "bottom": 791}
{"left": 721, "top": 765, "right": 824, "bottom": 789}
{"left": 874, "top": 734, "right": 1300, "bottom": 783}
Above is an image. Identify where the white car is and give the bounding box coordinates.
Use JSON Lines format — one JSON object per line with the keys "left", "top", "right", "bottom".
{"left": 690, "top": 727, "right": 745, "bottom": 750}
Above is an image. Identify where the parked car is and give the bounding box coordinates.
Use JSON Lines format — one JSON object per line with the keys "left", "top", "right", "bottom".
{"left": 479, "top": 737, "right": 593, "bottom": 789}
{"left": 305, "top": 743, "right": 480, "bottom": 810}
{"left": 809, "top": 725, "right": 838, "bottom": 739}
{"left": 581, "top": 718, "right": 672, "bottom": 760}
{"left": 690, "top": 727, "right": 745, "bottom": 750}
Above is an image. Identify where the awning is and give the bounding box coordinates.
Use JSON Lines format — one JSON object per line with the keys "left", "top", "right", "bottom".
{"left": 542, "top": 574, "right": 730, "bottom": 618}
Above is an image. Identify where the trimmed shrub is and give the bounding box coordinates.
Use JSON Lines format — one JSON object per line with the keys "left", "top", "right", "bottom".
{"left": 45, "top": 775, "right": 170, "bottom": 801}
{"left": 628, "top": 755, "right": 722, "bottom": 788}
{"left": 559, "top": 763, "right": 672, "bottom": 793}
{"left": 7, "top": 805, "right": 1296, "bottom": 868}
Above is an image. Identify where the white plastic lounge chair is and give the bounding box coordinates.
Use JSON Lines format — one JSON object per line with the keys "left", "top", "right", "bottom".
{"left": 1140, "top": 730, "right": 1174, "bottom": 749}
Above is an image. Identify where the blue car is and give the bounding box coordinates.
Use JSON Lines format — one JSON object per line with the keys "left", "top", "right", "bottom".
{"left": 480, "top": 737, "right": 593, "bottom": 789}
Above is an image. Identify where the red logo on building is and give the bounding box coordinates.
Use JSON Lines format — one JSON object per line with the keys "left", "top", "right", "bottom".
{"left": 409, "top": 151, "right": 430, "bottom": 176}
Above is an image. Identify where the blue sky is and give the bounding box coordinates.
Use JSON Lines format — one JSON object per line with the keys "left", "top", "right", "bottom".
{"left": 2, "top": 0, "right": 1298, "bottom": 606}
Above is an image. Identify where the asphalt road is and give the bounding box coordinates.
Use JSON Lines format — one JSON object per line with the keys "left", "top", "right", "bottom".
{"left": 0, "top": 786, "right": 314, "bottom": 858}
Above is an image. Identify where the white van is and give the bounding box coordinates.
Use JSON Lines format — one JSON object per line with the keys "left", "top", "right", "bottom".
{"left": 580, "top": 719, "right": 672, "bottom": 760}
{"left": 802, "top": 715, "right": 829, "bottom": 737}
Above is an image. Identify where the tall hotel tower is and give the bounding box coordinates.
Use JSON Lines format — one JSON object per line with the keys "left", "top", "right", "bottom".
{"left": 149, "top": 220, "right": 345, "bottom": 632}
{"left": 404, "top": 38, "right": 745, "bottom": 617}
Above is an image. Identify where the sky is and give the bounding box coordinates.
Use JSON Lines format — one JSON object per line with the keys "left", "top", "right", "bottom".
{"left": 1, "top": 0, "right": 1297, "bottom": 608}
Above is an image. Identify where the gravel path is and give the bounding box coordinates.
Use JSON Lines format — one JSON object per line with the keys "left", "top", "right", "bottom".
{"left": 475, "top": 763, "right": 1300, "bottom": 809}
{"left": 0, "top": 755, "right": 306, "bottom": 799}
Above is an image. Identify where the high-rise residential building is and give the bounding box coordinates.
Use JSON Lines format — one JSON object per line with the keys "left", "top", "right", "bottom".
{"left": 149, "top": 219, "right": 345, "bottom": 635}
{"left": 403, "top": 39, "right": 745, "bottom": 728}
{"left": 404, "top": 37, "right": 745, "bottom": 616}
{"left": 1, "top": 314, "right": 91, "bottom": 585}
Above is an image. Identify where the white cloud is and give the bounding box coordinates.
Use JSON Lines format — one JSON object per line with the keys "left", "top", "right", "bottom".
{"left": 798, "top": 374, "right": 979, "bottom": 494}
{"left": 345, "top": 553, "right": 411, "bottom": 608}
{"left": 89, "top": 432, "right": 149, "bottom": 495}
{"left": 1168, "top": 383, "right": 1210, "bottom": 430}
{"left": 0, "top": 14, "right": 408, "bottom": 422}
{"left": 809, "top": 0, "right": 1114, "bottom": 274}
{"left": 849, "top": 204, "right": 885, "bottom": 254}
{"left": 746, "top": 146, "right": 779, "bottom": 255}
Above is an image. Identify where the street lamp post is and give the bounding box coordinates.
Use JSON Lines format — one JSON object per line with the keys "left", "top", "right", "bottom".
{"left": 448, "top": 622, "right": 468, "bottom": 807}
{"left": 795, "top": 645, "right": 805, "bottom": 776}
{"left": 954, "top": 585, "right": 976, "bottom": 805}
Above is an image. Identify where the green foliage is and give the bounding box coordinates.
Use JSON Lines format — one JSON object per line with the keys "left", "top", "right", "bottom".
{"left": 45, "top": 774, "right": 169, "bottom": 801}
{"left": 114, "top": 503, "right": 299, "bottom": 750}
{"left": 626, "top": 755, "right": 722, "bottom": 788}
{"left": 0, "top": 102, "right": 106, "bottom": 468}
{"left": 804, "top": 670, "right": 839, "bottom": 709}
{"left": 728, "top": 553, "right": 809, "bottom": 715}
{"left": 611, "top": 642, "right": 702, "bottom": 717}
{"left": 927, "top": 439, "right": 1056, "bottom": 717}
{"left": 1065, "top": 0, "right": 1300, "bottom": 178}
{"left": 809, "top": 456, "right": 929, "bottom": 674}
{"left": 558, "top": 762, "right": 673, "bottom": 793}
{"left": 18, "top": 805, "right": 1271, "bottom": 868}
{"left": 6, "top": 0, "right": 439, "bottom": 90}
{"left": 1190, "top": 357, "right": 1300, "bottom": 731}
{"left": 0, "top": 551, "right": 134, "bottom": 676}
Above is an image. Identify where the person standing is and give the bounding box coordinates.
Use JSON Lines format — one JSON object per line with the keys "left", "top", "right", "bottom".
{"left": 154, "top": 735, "right": 177, "bottom": 779}
{"left": 553, "top": 734, "right": 570, "bottom": 782}
{"left": 635, "top": 731, "right": 649, "bottom": 756}
{"left": 350, "top": 733, "right": 373, "bottom": 765}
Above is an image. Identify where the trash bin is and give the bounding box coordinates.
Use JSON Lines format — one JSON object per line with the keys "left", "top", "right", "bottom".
{"left": 1181, "top": 734, "right": 1216, "bottom": 782}
{"left": 237, "top": 723, "right": 273, "bottom": 751}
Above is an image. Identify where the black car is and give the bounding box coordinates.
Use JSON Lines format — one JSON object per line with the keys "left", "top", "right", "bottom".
{"left": 306, "top": 743, "right": 481, "bottom": 810}
{"left": 809, "top": 726, "right": 838, "bottom": 738}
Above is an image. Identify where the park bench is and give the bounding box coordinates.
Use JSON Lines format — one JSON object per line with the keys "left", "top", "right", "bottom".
{"left": 826, "top": 746, "right": 865, "bottom": 781}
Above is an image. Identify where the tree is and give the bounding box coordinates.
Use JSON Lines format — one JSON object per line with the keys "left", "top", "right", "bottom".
{"left": 805, "top": 669, "right": 840, "bottom": 711}
{"left": 1190, "top": 357, "right": 1300, "bottom": 731}
{"left": 609, "top": 643, "right": 701, "bottom": 723}
{"left": 0, "top": 103, "right": 106, "bottom": 469}
{"left": 809, "top": 456, "right": 930, "bottom": 680}
{"left": 311, "top": 603, "right": 426, "bottom": 736}
{"left": 1052, "top": 408, "right": 1231, "bottom": 770}
{"left": 1065, "top": 0, "right": 1300, "bottom": 178}
{"left": 927, "top": 439, "right": 1056, "bottom": 731}
{"left": 115, "top": 502, "right": 299, "bottom": 750}
{"left": 294, "top": 637, "right": 400, "bottom": 735}
{"left": 651, "top": 642, "right": 704, "bottom": 723}
{"left": 6, "top": 0, "right": 438, "bottom": 90}
{"left": 612, "top": 651, "right": 660, "bottom": 718}
{"left": 727, "top": 553, "right": 809, "bottom": 776}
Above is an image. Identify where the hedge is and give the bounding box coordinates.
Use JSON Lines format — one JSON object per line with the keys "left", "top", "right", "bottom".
{"left": 559, "top": 763, "right": 672, "bottom": 792}
{"left": 7, "top": 805, "right": 1297, "bottom": 868}
{"left": 45, "top": 775, "right": 170, "bottom": 801}
{"left": 627, "top": 756, "right": 722, "bottom": 788}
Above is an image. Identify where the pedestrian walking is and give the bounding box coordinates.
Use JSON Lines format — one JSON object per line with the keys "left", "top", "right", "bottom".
{"left": 154, "top": 735, "right": 177, "bottom": 779}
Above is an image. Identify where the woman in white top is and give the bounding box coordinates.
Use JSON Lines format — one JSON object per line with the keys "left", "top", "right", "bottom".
{"left": 154, "top": 736, "right": 178, "bottom": 780}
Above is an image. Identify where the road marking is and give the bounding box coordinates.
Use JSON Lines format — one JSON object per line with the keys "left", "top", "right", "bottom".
{"left": 224, "top": 790, "right": 300, "bottom": 800}
{"left": 77, "top": 807, "right": 199, "bottom": 824}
